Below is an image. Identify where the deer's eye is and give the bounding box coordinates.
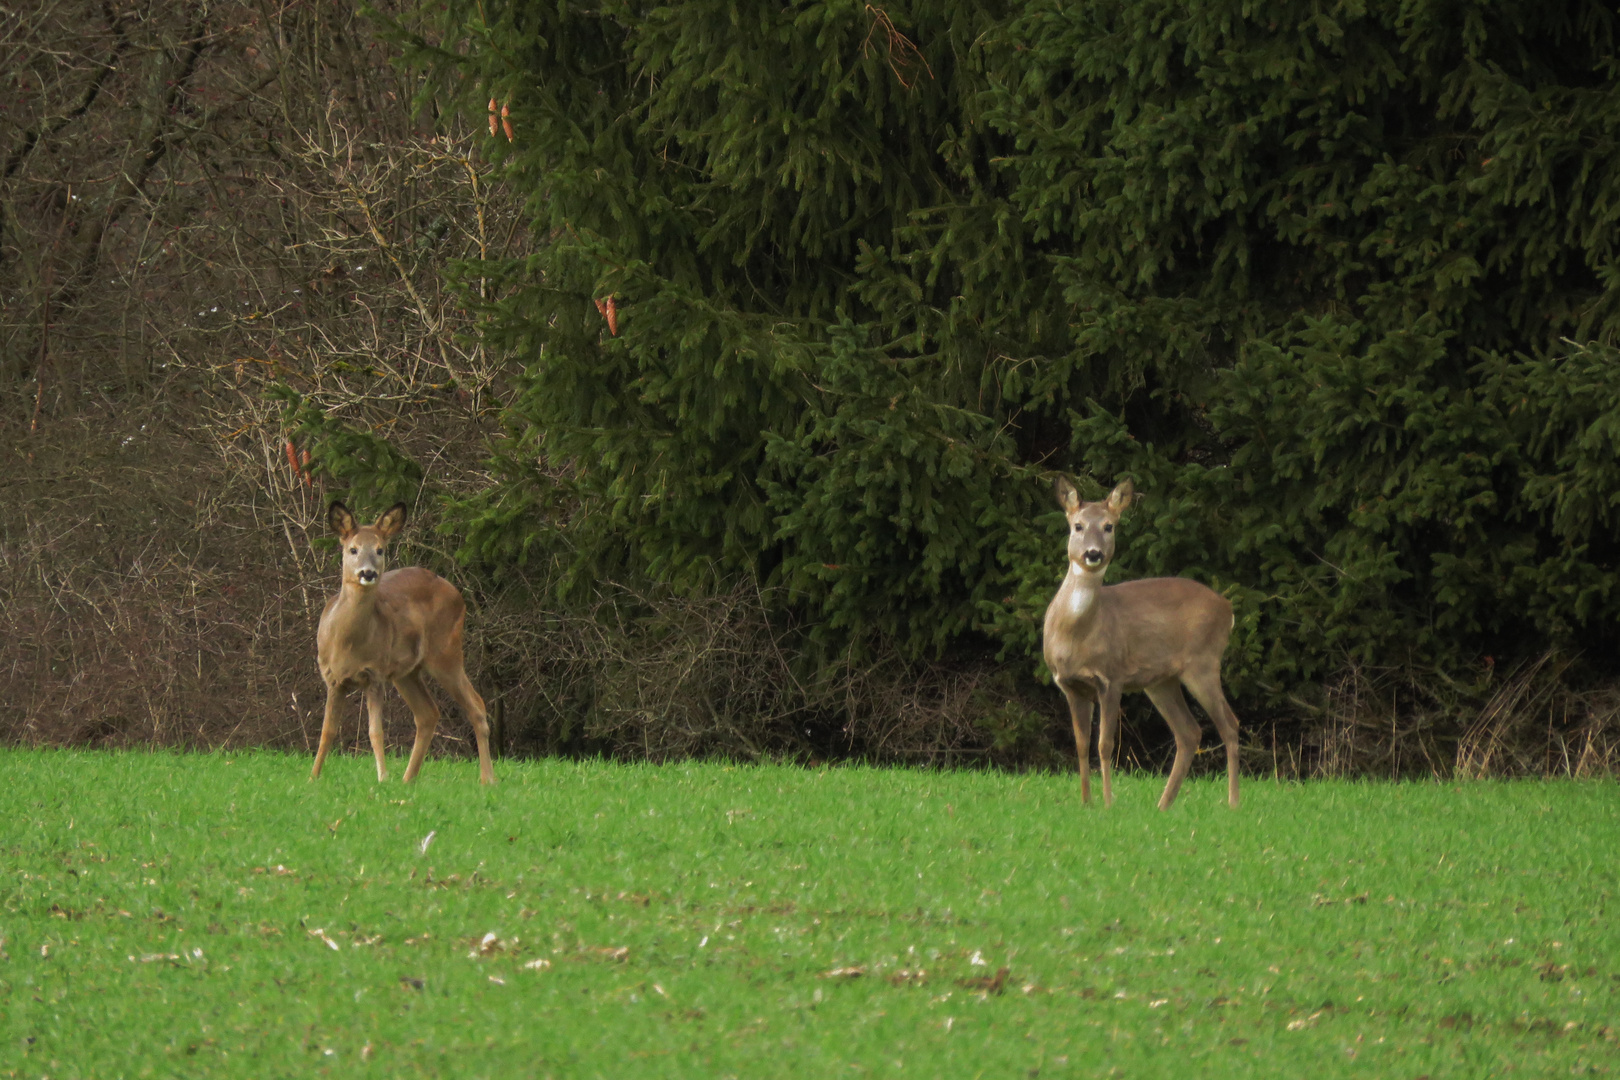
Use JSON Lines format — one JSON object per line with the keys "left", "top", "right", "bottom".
{"left": 349, "top": 546, "right": 358, "bottom": 554}
{"left": 1103, "top": 524, "right": 1113, "bottom": 534}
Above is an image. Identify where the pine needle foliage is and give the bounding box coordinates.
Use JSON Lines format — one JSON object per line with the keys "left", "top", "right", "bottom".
{"left": 357, "top": 0, "right": 1620, "bottom": 709}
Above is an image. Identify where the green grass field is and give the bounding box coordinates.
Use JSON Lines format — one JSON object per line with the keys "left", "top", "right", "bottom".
{"left": 2, "top": 749, "right": 1617, "bottom": 1078}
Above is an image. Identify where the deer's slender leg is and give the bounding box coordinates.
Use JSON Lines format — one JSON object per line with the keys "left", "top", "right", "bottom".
{"left": 394, "top": 670, "right": 441, "bottom": 784}
{"left": 423, "top": 612, "right": 495, "bottom": 785}
{"left": 1096, "top": 683, "right": 1123, "bottom": 808}
{"left": 431, "top": 664, "right": 495, "bottom": 786}
{"left": 1145, "top": 681, "right": 1202, "bottom": 810}
{"left": 363, "top": 683, "right": 388, "bottom": 782}
{"left": 1057, "top": 679, "right": 1094, "bottom": 804}
{"left": 1184, "top": 667, "right": 1241, "bottom": 808}
{"left": 312, "top": 681, "right": 344, "bottom": 780}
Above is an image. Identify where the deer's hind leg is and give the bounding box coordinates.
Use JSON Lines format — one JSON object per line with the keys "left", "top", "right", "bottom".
{"left": 394, "top": 670, "right": 442, "bottom": 784}
{"left": 426, "top": 662, "right": 494, "bottom": 785}
{"left": 423, "top": 615, "right": 495, "bottom": 785}
{"left": 1144, "top": 681, "right": 1202, "bottom": 810}
{"left": 1183, "top": 666, "right": 1241, "bottom": 809}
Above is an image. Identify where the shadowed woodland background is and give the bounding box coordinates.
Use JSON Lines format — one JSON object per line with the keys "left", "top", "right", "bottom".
{"left": 4, "top": 0, "right": 1619, "bottom": 778}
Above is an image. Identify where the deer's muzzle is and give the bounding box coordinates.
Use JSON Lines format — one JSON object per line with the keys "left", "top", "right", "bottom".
{"left": 357, "top": 569, "right": 379, "bottom": 585}
{"left": 1082, "top": 549, "right": 1106, "bottom": 568}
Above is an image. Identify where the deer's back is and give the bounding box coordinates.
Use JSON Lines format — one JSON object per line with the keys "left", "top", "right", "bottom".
{"left": 376, "top": 567, "right": 465, "bottom": 633}
{"left": 1106, "top": 576, "right": 1230, "bottom": 623}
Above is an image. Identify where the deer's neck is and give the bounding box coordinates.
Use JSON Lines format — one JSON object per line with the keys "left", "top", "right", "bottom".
{"left": 329, "top": 582, "right": 385, "bottom": 642}
{"left": 1056, "top": 561, "right": 1106, "bottom": 626}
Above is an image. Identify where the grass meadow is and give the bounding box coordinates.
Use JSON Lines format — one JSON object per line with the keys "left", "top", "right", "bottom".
{"left": 2, "top": 749, "right": 1617, "bottom": 1078}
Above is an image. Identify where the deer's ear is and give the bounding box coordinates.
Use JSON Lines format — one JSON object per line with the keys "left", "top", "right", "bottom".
{"left": 1106, "top": 479, "right": 1135, "bottom": 514}
{"left": 374, "top": 502, "right": 408, "bottom": 541}
{"left": 328, "top": 502, "right": 357, "bottom": 541}
{"left": 1052, "top": 476, "right": 1081, "bottom": 513}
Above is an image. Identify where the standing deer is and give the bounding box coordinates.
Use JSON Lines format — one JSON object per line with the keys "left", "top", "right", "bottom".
{"left": 1042, "top": 478, "right": 1239, "bottom": 809}
{"left": 312, "top": 502, "right": 495, "bottom": 785}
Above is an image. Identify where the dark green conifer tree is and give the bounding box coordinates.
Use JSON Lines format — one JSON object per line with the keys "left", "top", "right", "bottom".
{"left": 313, "top": 0, "right": 1620, "bottom": 739}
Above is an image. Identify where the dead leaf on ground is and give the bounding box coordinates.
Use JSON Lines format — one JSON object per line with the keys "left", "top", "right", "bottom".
{"left": 468, "top": 932, "right": 512, "bottom": 958}
{"left": 957, "top": 966, "right": 1010, "bottom": 995}
{"left": 251, "top": 864, "right": 296, "bottom": 876}
{"left": 1286, "top": 1009, "right": 1326, "bottom": 1031}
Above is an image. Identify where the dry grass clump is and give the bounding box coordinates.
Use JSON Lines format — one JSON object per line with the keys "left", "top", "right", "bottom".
{"left": 1243, "top": 652, "right": 1620, "bottom": 780}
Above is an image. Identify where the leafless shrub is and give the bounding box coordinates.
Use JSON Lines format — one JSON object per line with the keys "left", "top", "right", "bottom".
{"left": 462, "top": 574, "right": 1051, "bottom": 766}
{"left": 0, "top": 403, "right": 322, "bottom": 750}
{"left": 1, "top": 0, "right": 510, "bottom": 753}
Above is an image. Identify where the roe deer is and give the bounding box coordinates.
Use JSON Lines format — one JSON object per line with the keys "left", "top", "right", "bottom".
{"left": 1042, "top": 478, "right": 1239, "bottom": 809}
{"left": 312, "top": 502, "right": 495, "bottom": 785}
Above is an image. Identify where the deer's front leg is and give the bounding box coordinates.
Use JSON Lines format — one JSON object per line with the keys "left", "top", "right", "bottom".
{"left": 312, "top": 681, "right": 344, "bottom": 780}
{"left": 364, "top": 684, "right": 388, "bottom": 782}
{"left": 1058, "top": 679, "right": 1094, "bottom": 805}
{"left": 1096, "top": 683, "right": 1123, "bottom": 808}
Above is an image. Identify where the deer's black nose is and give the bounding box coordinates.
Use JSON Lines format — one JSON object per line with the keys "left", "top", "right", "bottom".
{"left": 357, "top": 569, "right": 379, "bottom": 585}
{"left": 1082, "top": 549, "right": 1105, "bottom": 567}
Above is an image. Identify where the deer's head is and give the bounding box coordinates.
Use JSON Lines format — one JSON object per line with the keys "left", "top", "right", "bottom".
{"left": 1053, "top": 477, "right": 1132, "bottom": 577}
{"left": 328, "top": 501, "right": 407, "bottom": 588}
